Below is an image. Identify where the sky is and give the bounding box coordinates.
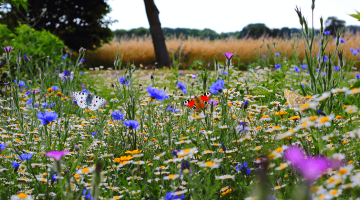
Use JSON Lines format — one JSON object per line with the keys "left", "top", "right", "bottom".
{"left": 106, "top": 0, "right": 360, "bottom": 33}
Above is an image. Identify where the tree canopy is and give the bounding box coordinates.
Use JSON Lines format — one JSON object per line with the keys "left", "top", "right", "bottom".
{"left": 0, "top": 0, "right": 115, "bottom": 50}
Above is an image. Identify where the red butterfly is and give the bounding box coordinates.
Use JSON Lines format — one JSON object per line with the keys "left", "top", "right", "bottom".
{"left": 183, "top": 92, "right": 212, "bottom": 111}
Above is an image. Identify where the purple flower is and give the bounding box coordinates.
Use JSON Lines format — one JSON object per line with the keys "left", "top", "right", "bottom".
{"left": 0, "top": 143, "right": 5, "bottom": 150}
{"left": 334, "top": 66, "right": 340, "bottom": 71}
{"left": 51, "top": 86, "right": 59, "bottom": 91}
{"left": 45, "top": 151, "right": 70, "bottom": 161}
{"left": 147, "top": 86, "right": 168, "bottom": 101}
{"left": 293, "top": 66, "right": 300, "bottom": 73}
{"left": 356, "top": 74, "right": 360, "bottom": 79}
{"left": 275, "top": 53, "right": 280, "bottom": 57}
{"left": 208, "top": 100, "right": 219, "bottom": 105}
{"left": 3, "top": 46, "right": 14, "bottom": 53}
{"left": 223, "top": 52, "right": 234, "bottom": 60}
{"left": 59, "top": 70, "right": 73, "bottom": 82}
{"left": 324, "top": 31, "right": 330, "bottom": 35}
{"left": 20, "top": 153, "right": 32, "bottom": 161}
{"left": 300, "top": 65, "right": 308, "bottom": 70}
{"left": 284, "top": 146, "right": 338, "bottom": 182}
{"left": 262, "top": 54, "right": 267, "bottom": 57}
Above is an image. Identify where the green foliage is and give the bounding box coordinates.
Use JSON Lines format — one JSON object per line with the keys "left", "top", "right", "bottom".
{"left": 1, "top": 23, "right": 64, "bottom": 62}
{"left": 350, "top": 11, "right": 360, "bottom": 21}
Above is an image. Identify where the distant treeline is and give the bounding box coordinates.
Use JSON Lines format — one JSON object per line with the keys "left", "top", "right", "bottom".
{"left": 113, "top": 23, "right": 360, "bottom": 40}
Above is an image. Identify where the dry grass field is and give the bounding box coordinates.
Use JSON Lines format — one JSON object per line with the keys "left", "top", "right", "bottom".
{"left": 84, "top": 32, "right": 360, "bottom": 69}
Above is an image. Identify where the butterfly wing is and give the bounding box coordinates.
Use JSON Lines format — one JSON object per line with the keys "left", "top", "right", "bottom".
{"left": 193, "top": 96, "right": 208, "bottom": 111}
{"left": 71, "top": 92, "right": 88, "bottom": 108}
{"left": 200, "top": 92, "right": 211, "bottom": 102}
{"left": 88, "top": 95, "right": 108, "bottom": 110}
{"left": 283, "top": 89, "right": 308, "bottom": 107}
{"left": 183, "top": 99, "right": 195, "bottom": 108}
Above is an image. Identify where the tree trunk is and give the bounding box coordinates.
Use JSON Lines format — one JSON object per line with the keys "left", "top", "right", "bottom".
{"left": 144, "top": 0, "right": 170, "bottom": 67}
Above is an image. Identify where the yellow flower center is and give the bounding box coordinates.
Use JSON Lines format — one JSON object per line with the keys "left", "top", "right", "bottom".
{"left": 206, "top": 161, "right": 214, "bottom": 167}
{"left": 320, "top": 117, "right": 329, "bottom": 124}
{"left": 17, "top": 193, "right": 28, "bottom": 198}
{"left": 82, "top": 168, "right": 90, "bottom": 173}
{"left": 330, "top": 190, "right": 338, "bottom": 195}
{"left": 168, "top": 174, "right": 176, "bottom": 179}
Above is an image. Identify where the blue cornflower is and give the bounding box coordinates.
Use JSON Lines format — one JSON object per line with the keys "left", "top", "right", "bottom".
{"left": 119, "top": 76, "right": 129, "bottom": 85}
{"left": 37, "top": 111, "right": 58, "bottom": 125}
{"left": 334, "top": 66, "right": 340, "bottom": 71}
{"left": 220, "top": 71, "right": 228, "bottom": 75}
{"left": 340, "top": 39, "right": 345, "bottom": 43}
{"left": 26, "top": 99, "right": 32, "bottom": 105}
{"left": 236, "top": 162, "right": 251, "bottom": 175}
{"left": 112, "top": 110, "right": 124, "bottom": 121}
{"left": 244, "top": 101, "right": 249, "bottom": 109}
{"left": 65, "top": 54, "right": 69, "bottom": 57}
{"left": 52, "top": 174, "right": 57, "bottom": 182}
{"left": 62, "top": 56, "right": 66, "bottom": 60}
{"left": 91, "top": 132, "right": 99, "bottom": 136}
{"left": 275, "top": 63, "right": 281, "bottom": 69}
{"left": 302, "top": 84, "right": 305, "bottom": 88}
{"left": 81, "top": 89, "right": 90, "bottom": 93}
{"left": 293, "top": 66, "right": 300, "bottom": 73}
{"left": 51, "top": 86, "right": 59, "bottom": 91}
{"left": 147, "top": 86, "right": 169, "bottom": 101}
{"left": 356, "top": 74, "right": 360, "bottom": 79}
{"left": 323, "top": 55, "right": 328, "bottom": 62}
{"left": 20, "top": 153, "right": 32, "bottom": 161}
{"left": 353, "top": 51, "right": 358, "bottom": 56}
{"left": 317, "top": 110, "right": 323, "bottom": 114}
{"left": 41, "top": 102, "right": 48, "bottom": 108}
{"left": 124, "top": 120, "right": 139, "bottom": 130}
{"left": 324, "top": 31, "right": 330, "bottom": 35}
{"left": 81, "top": 72, "right": 84, "bottom": 75}
{"left": 275, "top": 53, "right": 280, "bottom": 57}
{"left": 12, "top": 161, "right": 20, "bottom": 168}
{"left": 165, "top": 191, "right": 185, "bottom": 200}
{"left": 318, "top": 41, "right": 321, "bottom": 45}
{"left": 167, "top": 106, "right": 179, "bottom": 113}
{"left": 322, "top": 72, "right": 326, "bottom": 76}
{"left": 172, "top": 149, "right": 181, "bottom": 156}
{"left": 49, "top": 102, "right": 56, "bottom": 108}
{"left": 83, "top": 189, "right": 87, "bottom": 196}
{"left": 72, "top": 100, "right": 78, "bottom": 105}
{"left": 0, "top": 143, "right": 5, "bottom": 150}
{"left": 177, "top": 82, "right": 187, "bottom": 94}
{"left": 316, "top": 68, "right": 319, "bottom": 72}
{"left": 24, "top": 55, "right": 27, "bottom": 58}
{"left": 63, "top": 70, "right": 71, "bottom": 76}
{"left": 191, "top": 75, "right": 197, "bottom": 79}
{"left": 350, "top": 48, "right": 355, "bottom": 52}
{"left": 300, "top": 65, "right": 308, "bottom": 70}
{"left": 24, "top": 91, "right": 31, "bottom": 97}
{"left": 209, "top": 80, "right": 225, "bottom": 94}
{"left": 14, "top": 79, "right": 25, "bottom": 87}
{"left": 86, "top": 191, "right": 91, "bottom": 200}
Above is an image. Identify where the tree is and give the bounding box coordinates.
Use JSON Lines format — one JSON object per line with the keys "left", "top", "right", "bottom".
{"left": 144, "top": 0, "right": 170, "bottom": 67}
{"left": 325, "top": 16, "right": 345, "bottom": 36}
{"left": 0, "top": 0, "right": 115, "bottom": 50}
{"left": 238, "top": 23, "right": 271, "bottom": 39}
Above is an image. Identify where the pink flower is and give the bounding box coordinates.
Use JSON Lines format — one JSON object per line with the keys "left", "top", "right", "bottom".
{"left": 31, "top": 90, "right": 40, "bottom": 94}
{"left": 223, "top": 52, "right": 234, "bottom": 60}
{"left": 3, "top": 46, "right": 14, "bottom": 53}
{"left": 81, "top": 85, "right": 85, "bottom": 88}
{"left": 284, "top": 146, "right": 339, "bottom": 182}
{"left": 208, "top": 100, "right": 219, "bottom": 105}
{"left": 45, "top": 150, "right": 70, "bottom": 161}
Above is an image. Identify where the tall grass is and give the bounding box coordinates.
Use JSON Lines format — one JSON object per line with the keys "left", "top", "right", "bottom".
{"left": 85, "top": 32, "right": 360, "bottom": 69}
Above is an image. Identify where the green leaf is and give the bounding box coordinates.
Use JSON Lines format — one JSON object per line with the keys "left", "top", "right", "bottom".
{"left": 350, "top": 11, "right": 360, "bottom": 21}
{"left": 351, "top": 79, "right": 360, "bottom": 89}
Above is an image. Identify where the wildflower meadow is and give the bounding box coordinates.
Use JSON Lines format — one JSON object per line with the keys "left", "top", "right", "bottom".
{"left": 2, "top": 3, "right": 360, "bottom": 200}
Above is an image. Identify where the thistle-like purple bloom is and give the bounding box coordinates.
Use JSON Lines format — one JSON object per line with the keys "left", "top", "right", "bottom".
{"left": 3, "top": 46, "right": 14, "bottom": 53}
{"left": 147, "top": 86, "right": 169, "bottom": 101}
{"left": 45, "top": 150, "right": 70, "bottom": 161}
{"left": 223, "top": 52, "right": 234, "bottom": 60}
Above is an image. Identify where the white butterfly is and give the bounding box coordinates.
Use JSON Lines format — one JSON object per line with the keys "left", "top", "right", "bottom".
{"left": 71, "top": 92, "right": 108, "bottom": 110}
